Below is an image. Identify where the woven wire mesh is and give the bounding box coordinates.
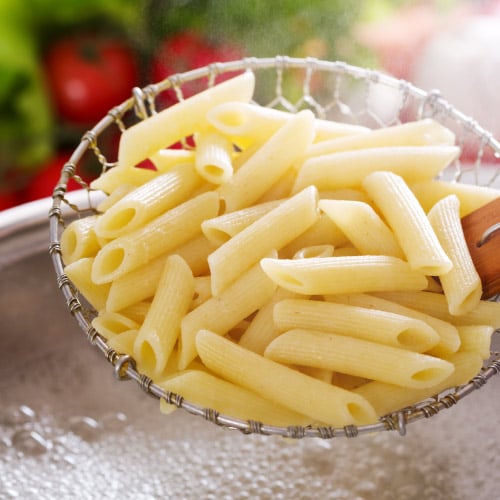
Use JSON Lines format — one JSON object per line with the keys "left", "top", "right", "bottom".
{"left": 49, "top": 56, "right": 500, "bottom": 439}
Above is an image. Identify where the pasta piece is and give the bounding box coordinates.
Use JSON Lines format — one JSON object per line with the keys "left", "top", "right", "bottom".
{"left": 293, "top": 145, "right": 459, "bottom": 192}
{"left": 292, "top": 244, "right": 334, "bottom": 259}
{"left": 64, "top": 257, "right": 110, "bottom": 311}
{"left": 60, "top": 215, "right": 100, "bottom": 265}
{"left": 296, "top": 366, "right": 333, "bottom": 384}
{"left": 158, "top": 370, "right": 313, "bottom": 427}
{"left": 428, "top": 194, "right": 482, "bottom": 315}
{"left": 94, "top": 163, "right": 203, "bottom": 239}
{"left": 456, "top": 325, "right": 494, "bottom": 359}
{"left": 179, "top": 254, "right": 278, "bottom": 369}
{"left": 194, "top": 129, "right": 234, "bottom": 184}
{"left": 119, "top": 301, "right": 151, "bottom": 324}
{"left": 254, "top": 167, "right": 298, "bottom": 204}
{"left": 134, "top": 255, "right": 194, "bottom": 378}
{"left": 363, "top": 171, "right": 452, "bottom": 275}
{"left": 106, "top": 329, "right": 138, "bottom": 356}
{"left": 273, "top": 298, "right": 439, "bottom": 352}
{"left": 318, "top": 199, "right": 404, "bottom": 258}
{"left": 319, "top": 188, "right": 371, "bottom": 204}
{"left": 90, "top": 166, "right": 158, "bottom": 194}
{"left": 96, "top": 184, "right": 136, "bottom": 213}
{"left": 330, "top": 372, "right": 369, "bottom": 391}
{"left": 354, "top": 351, "right": 483, "bottom": 416}
{"left": 260, "top": 255, "right": 428, "bottom": 296}
{"left": 92, "top": 191, "right": 219, "bottom": 284}
{"left": 327, "top": 293, "right": 460, "bottom": 357}
{"left": 376, "top": 291, "right": 500, "bottom": 329}
{"left": 91, "top": 312, "right": 140, "bottom": 339}
{"left": 217, "top": 109, "right": 315, "bottom": 212}
{"left": 196, "top": 329, "right": 378, "bottom": 427}
{"left": 118, "top": 72, "right": 255, "bottom": 169}
{"left": 264, "top": 329, "right": 454, "bottom": 389}
{"left": 208, "top": 186, "right": 319, "bottom": 296}
{"left": 306, "top": 119, "right": 455, "bottom": 158}
{"left": 191, "top": 276, "right": 212, "bottom": 310}
{"left": 149, "top": 148, "right": 195, "bottom": 173}
{"left": 410, "top": 179, "right": 500, "bottom": 217}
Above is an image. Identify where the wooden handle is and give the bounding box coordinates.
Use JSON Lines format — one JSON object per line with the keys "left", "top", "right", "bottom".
{"left": 461, "top": 197, "right": 500, "bottom": 299}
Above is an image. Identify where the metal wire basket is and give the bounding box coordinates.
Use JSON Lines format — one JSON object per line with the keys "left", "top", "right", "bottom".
{"left": 48, "top": 56, "right": 500, "bottom": 439}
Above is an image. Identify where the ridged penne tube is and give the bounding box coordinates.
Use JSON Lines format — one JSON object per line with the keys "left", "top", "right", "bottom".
{"left": 134, "top": 255, "right": 194, "bottom": 378}
{"left": 158, "top": 370, "right": 313, "bottom": 427}
{"left": 179, "top": 255, "right": 278, "bottom": 369}
{"left": 64, "top": 257, "right": 110, "bottom": 311}
{"left": 60, "top": 216, "right": 100, "bottom": 265}
{"left": 94, "top": 164, "right": 203, "bottom": 239}
{"left": 264, "top": 329, "right": 454, "bottom": 389}
{"left": 191, "top": 276, "right": 212, "bottom": 309}
{"left": 201, "top": 199, "right": 282, "bottom": 246}
{"left": 217, "top": 110, "right": 315, "bottom": 212}
{"left": 207, "top": 101, "right": 367, "bottom": 146}
{"left": 375, "top": 291, "right": 500, "bottom": 329}
{"left": 119, "top": 301, "right": 151, "bottom": 324}
{"left": 293, "top": 145, "right": 459, "bottom": 192}
{"left": 96, "top": 184, "right": 136, "bottom": 213}
{"left": 196, "top": 329, "right": 378, "bottom": 427}
{"left": 238, "top": 287, "right": 300, "bottom": 355}
{"left": 293, "top": 244, "right": 334, "bottom": 259}
{"left": 194, "top": 129, "right": 234, "bottom": 184}
{"left": 354, "top": 351, "right": 483, "bottom": 416}
{"left": 328, "top": 293, "right": 460, "bottom": 357}
{"left": 428, "top": 195, "right": 482, "bottom": 315}
{"left": 149, "top": 148, "right": 195, "bottom": 173}
{"left": 106, "top": 329, "right": 138, "bottom": 357}
{"left": 118, "top": 72, "right": 255, "bottom": 169}
{"left": 208, "top": 186, "right": 319, "bottom": 296}
{"left": 273, "top": 298, "right": 439, "bottom": 352}
{"left": 456, "top": 325, "right": 494, "bottom": 359}
{"left": 90, "top": 166, "right": 158, "bottom": 193}
{"left": 260, "top": 255, "right": 428, "bottom": 296}
{"left": 363, "top": 171, "right": 452, "bottom": 275}
{"left": 410, "top": 180, "right": 500, "bottom": 217}
{"left": 318, "top": 199, "right": 404, "bottom": 258}
{"left": 92, "top": 191, "right": 219, "bottom": 284}
{"left": 91, "top": 312, "right": 140, "bottom": 339}
{"left": 306, "top": 119, "right": 455, "bottom": 158}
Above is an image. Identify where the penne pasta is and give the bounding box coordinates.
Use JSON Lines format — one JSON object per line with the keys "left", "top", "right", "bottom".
{"left": 194, "top": 129, "right": 234, "bottom": 184}
{"left": 149, "top": 148, "right": 195, "bottom": 173}
{"left": 106, "top": 329, "right": 139, "bottom": 357}
{"left": 292, "top": 244, "right": 334, "bottom": 259}
{"left": 363, "top": 171, "right": 452, "bottom": 275}
{"left": 456, "top": 325, "right": 494, "bottom": 359}
{"left": 260, "top": 255, "right": 428, "bottom": 296}
{"left": 96, "top": 184, "right": 136, "bottom": 213}
{"left": 119, "top": 301, "right": 151, "bottom": 324}
{"left": 118, "top": 71, "right": 255, "bottom": 169}
{"left": 427, "top": 194, "right": 482, "bottom": 315}
{"left": 191, "top": 276, "right": 212, "bottom": 310}
{"left": 60, "top": 216, "right": 101, "bottom": 265}
{"left": 273, "top": 298, "right": 440, "bottom": 352}
{"left": 264, "top": 329, "right": 454, "bottom": 389}
{"left": 92, "top": 311, "right": 140, "bottom": 339}
{"left": 208, "top": 186, "right": 319, "bottom": 296}
{"left": 196, "top": 329, "right": 378, "bottom": 426}
{"left": 90, "top": 165, "right": 158, "bottom": 194}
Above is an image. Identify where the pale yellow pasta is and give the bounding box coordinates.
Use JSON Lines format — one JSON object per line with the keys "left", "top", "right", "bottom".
{"left": 254, "top": 167, "right": 297, "bottom": 204}
{"left": 208, "top": 186, "right": 319, "bottom": 296}
{"left": 64, "top": 257, "right": 110, "bottom": 311}
{"left": 293, "top": 244, "right": 334, "bottom": 259}
{"left": 217, "top": 109, "right": 315, "bottom": 212}
{"left": 363, "top": 171, "right": 452, "bottom": 275}
{"left": 201, "top": 199, "right": 282, "bottom": 246}
{"left": 92, "top": 311, "right": 140, "bottom": 339}
{"left": 327, "top": 293, "right": 460, "bottom": 357}
{"left": 319, "top": 188, "right": 371, "bottom": 203}
{"left": 293, "top": 145, "right": 459, "bottom": 192}
{"left": 118, "top": 71, "right": 255, "bottom": 169}
{"left": 96, "top": 184, "right": 136, "bottom": 213}
{"left": 196, "top": 329, "right": 378, "bottom": 426}
{"left": 354, "top": 351, "right": 483, "bottom": 416}
{"left": 456, "top": 325, "right": 494, "bottom": 359}
{"left": 318, "top": 199, "right": 404, "bottom": 258}
{"left": 158, "top": 370, "right": 312, "bottom": 427}
{"left": 94, "top": 164, "right": 203, "bottom": 239}
{"left": 119, "top": 301, "right": 151, "bottom": 324}
{"left": 106, "top": 329, "right": 138, "bottom": 356}
{"left": 90, "top": 165, "right": 158, "bottom": 193}
{"left": 92, "top": 191, "right": 219, "bottom": 284}
{"left": 306, "top": 118, "right": 455, "bottom": 158}
{"left": 191, "top": 276, "right": 212, "bottom": 309}
{"left": 273, "top": 298, "right": 439, "bottom": 352}
{"left": 410, "top": 179, "right": 500, "bottom": 217}
{"left": 264, "top": 329, "right": 454, "bottom": 389}
{"left": 179, "top": 254, "right": 278, "bottom": 369}
{"left": 194, "top": 129, "right": 234, "bottom": 184}
{"left": 61, "top": 215, "right": 100, "bottom": 265}
{"left": 134, "top": 255, "right": 194, "bottom": 378}
{"left": 330, "top": 372, "right": 369, "bottom": 391}
{"left": 260, "top": 255, "right": 428, "bottom": 296}
{"left": 428, "top": 194, "right": 482, "bottom": 315}
{"left": 149, "top": 148, "right": 195, "bottom": 173}
{"left": 238, "top": 287, "right": 300, "bottom": 355}
{"left": 296, "top": 366, "right": 333, "bottom": 384}
{"left": 375, "top": 291, "right": 500, "bottom": 329}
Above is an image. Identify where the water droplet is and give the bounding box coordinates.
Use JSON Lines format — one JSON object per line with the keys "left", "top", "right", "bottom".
{"left": 11, "top": 429, "right": 52, "bottom": 456}
{"left": 100, "top": 412, "right": 128, "bottom": 432}
{"left": 0, "top": 405, "right": 36, "bottom": 427}
{"left": 68, "top": 416, "right": 101, "bottom": 442}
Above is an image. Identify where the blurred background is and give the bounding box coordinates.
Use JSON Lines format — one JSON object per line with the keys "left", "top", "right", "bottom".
{"left": 1, "top": 0, "right": 499, "bottom": 209}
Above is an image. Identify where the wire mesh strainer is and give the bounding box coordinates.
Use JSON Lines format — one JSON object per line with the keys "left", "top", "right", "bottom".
{"left": 48, "top": 56, "right": 500, "bottom": 439}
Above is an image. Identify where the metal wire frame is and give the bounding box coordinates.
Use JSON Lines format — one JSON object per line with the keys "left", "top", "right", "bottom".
{"left": 48, "top": 56, "right": 500, "bottom": 439}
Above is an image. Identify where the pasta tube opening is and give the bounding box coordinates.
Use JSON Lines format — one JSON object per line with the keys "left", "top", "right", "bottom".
{"left": 411, "top": 367, "right": 449, "bottom": 383}
{"left": 97, "top": 207, "right": 137, "bottom": 234}
{"left": 93, "top": 246, "right": 126, "bottom": 279}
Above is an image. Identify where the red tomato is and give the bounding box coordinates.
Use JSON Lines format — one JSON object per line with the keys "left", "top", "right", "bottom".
{"left": 44, "top": 35, "right": 139, "bottom": 125}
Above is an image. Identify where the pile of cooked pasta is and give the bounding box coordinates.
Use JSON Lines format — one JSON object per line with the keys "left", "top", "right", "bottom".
{"left": 61, "top": 72, "right": 500, "bottom": 428}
